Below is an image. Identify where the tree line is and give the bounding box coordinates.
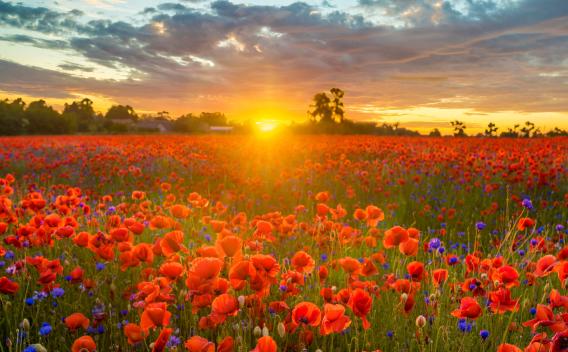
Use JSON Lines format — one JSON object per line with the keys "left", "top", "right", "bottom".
{"left": 1, "top": 95, "right": 567, "bottom": 136}
{"left": 306, "top": 88, "right": 568, "bottom": 137}
{"left": 0, "top": 97, "right": 233, "bottom": 135}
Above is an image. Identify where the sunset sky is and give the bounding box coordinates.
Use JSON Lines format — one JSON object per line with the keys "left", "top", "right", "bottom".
{"left": 1, "top": 0, "right": 567, "bottom": 134}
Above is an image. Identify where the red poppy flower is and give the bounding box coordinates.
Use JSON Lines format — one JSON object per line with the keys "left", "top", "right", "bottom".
{"left": 251, "top": 336, "right": 277, "bottom": 352}
{"left": 348, "top": 288, "right": 372, "bottom": 329}
{"left": 71, "top": 336, "right": 96, "bottom": 352}
{"left": 184, "top": 336, "right": 215, "bottom": 352}
{"left": 451, "top": 297, "right": 482, "bottom": 320}
{"left": 292, "top": 302, "right": 322, "bottom": 327}
{"left": 0, "top": 276, "right": 19, "bottom": 295}
{"left": 320, "top": 304, "right": 351, "bottom": 335}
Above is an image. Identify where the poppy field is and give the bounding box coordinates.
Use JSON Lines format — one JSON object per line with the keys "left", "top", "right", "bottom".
{"left": 0, "top": 135, "right": 566, "bottom": 352}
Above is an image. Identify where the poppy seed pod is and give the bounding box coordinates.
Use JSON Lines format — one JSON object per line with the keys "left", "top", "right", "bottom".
{"left": 30, "top": 344, "right": 47, "bottom": 352}
{"left": 416, "top": 315, "right": 427, "bottom": 328}
{"left": 20, "top": 318, "right": 30, "bottom": 331}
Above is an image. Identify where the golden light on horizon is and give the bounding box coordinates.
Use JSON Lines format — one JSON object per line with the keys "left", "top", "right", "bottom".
{"left": 255, "top": 120, "right": 280, "bottom": 133}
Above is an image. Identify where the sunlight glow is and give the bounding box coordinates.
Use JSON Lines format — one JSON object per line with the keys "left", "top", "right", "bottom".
{"left": 255, "top": 120, "right": 280, "bottom": 133}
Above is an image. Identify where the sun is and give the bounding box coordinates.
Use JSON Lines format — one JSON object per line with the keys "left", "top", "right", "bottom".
{"left": 255, "top": 120, "right": 279, "bottom": 133}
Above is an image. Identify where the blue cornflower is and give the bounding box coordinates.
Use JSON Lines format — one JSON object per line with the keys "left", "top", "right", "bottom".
{"left": 429, "top": 238, "right": 441, "bottom": 250}
{"left": 476, "top": 222, "right": 486, "bottom": 231}
{"left": 51, "top": 287, "right": 65, "bottom": 298}
{"left": 39, "top": 322, "right": 52, "bottom": 336}
{"left": 480, "top": 330, "right": 490, "bottom": 340}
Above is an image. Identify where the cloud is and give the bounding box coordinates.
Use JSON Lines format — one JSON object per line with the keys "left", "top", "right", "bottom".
{"left": 0, "top": 0, "right": 566, "bottom": 122}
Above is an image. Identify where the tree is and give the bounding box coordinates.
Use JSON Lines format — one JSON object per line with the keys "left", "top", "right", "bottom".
{"left": 546, "top": 127, "right": 568, "bottom": 137}
{"left": 64, "top": 98, "right": 95, "bottom": 132}
{"left": 329, "top": 88, "right": 345, "bottom": 123}
{"left": 429, "top": 128, "right": 442, "bottom": 137}
{"left": 26, "top": 100, "right": 65, "bottom": 135}
{"left": 500, "top": 124, "right": 519, "bottom": 137}
{"left": 308, "top": 88, "right": 345, "bottom": 124}
{"left": 520, "top": 121, "right": 537, "bottom": 138}
{"left": 0, "top": 98, "right": 27, "bottom": 135}
{"left": 484, "top": 122, "right": 498, "bottom": 137}
{"left": 199, "top": 112, "right": 227, "bottom": 126}
{"left": 450, "top": 120, "right": 466, "bottom": 137}
{"left": 105, "top": 105, "right": 138, "bottom": 121}
{"left": 156, "top": 111, "right": 170, "bottom": 120}
{"left": 172, "top": 113, "right": 201, "bottom": 133}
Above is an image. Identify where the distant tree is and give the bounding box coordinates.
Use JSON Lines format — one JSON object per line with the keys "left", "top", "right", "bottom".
{"left": 500, "top": 124, "right": 519, "bottom": 137}
{"left": 520, "top": 121, "right": 537, "bottom": 138}
{"left": 199, "top": 112, "right": 227, "bottom": 126}
{"left": 173, "top": 113, "right": 200, "bottom": 133}
{"left": 64, "top": 98, "right": 96, "bottom": 132}
{"left": 0, "top": 98, "right": 27, "bottom": 135}
{"left": 546, "top": 127, "right": 568, "bottom": 137}
{"left": 484, "top": 122, "right": 498, "bottom": 137}
{"left": 26, "top": 100, "right": 66, "bottom": 135}
{"left": 450, "top": 120, "right": 467, "bottom": 137}
{"left": 156, "top": 111, "right": 170, "bottom": 120}
{"left": 308, "top": 88, "right": 345, "bottom": 124}
{"left": 429, "top": 128, "right": 442, "bottom": 137}
{"left": 329, "top": 88, "right": 345, "bottom": 123}
{"left": 105, "top": 105, "right": 138, "bottom": 121}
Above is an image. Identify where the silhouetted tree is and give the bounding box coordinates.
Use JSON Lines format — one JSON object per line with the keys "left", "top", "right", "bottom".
{"left": 156, "top": 111, "right": 170, "bottom": 120}
{"left": 0, "top": 98, "right": 27, "bottom": 135}
{"left": 199, "top": 112, "right": 227, "bottom": 126}
{"left": 484, "top": 122, "right": 498, "bottom": 137}
{"left": 500, "top": 124, "right": 519, "bottom": 137}
{"left": 520, "top": 121, "right": 537, "bottom": 138}
{"left": 105, "top": 105, "right": 138, "bottom": 121}
{"left": 546, "top": 127, "right": 568, "bottom": 137}
{"left": 450, "top": 120, "right": 467, "bottom": 137}
{"left": 329, "top": 88, "right": 345, "bottom": 123}
{"left": 308, "top": 88, "right": 345, "bottom": 124}
{"left": 429, "top": 128, "right": 442, "bottom": 137}
{"left": 26, "top": 100, "right": 66, "bottom": 135}
{"left": 64, "top": 98, "right": 95, "bottom": 132}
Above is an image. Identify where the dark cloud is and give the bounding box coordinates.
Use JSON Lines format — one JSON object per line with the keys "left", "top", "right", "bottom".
{"left": 57, "top": 62, "right": 95, "bottom": 73}
{"left": 0, "top": 34, "right": 68, "bottom": 49}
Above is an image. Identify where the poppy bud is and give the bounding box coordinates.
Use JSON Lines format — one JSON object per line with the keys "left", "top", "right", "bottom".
{"left": 262, "top": 325, "right": 269, "bottom": 337}
{"left": 20, "top": 319, "right": 30, "bottom": 331}
{"left": 149, "top": 342, "right": 155, "bottom": 349}
{"left": 253, "top": 326, "right": 262, "bottom": 337}
{"left": 238, "top": 295, "right": 245, "bottom": 308}
{"left": 415, "top": 315, "right": 427, "bottom": 328}
{"left": 480, "top": 273, "right": 488, "bottom": 281}
{"left": 277, "top": 322, "right": 286, "bottom": 338}
{"left": 401, "top": 293, "right": 408, "bottom": 303}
